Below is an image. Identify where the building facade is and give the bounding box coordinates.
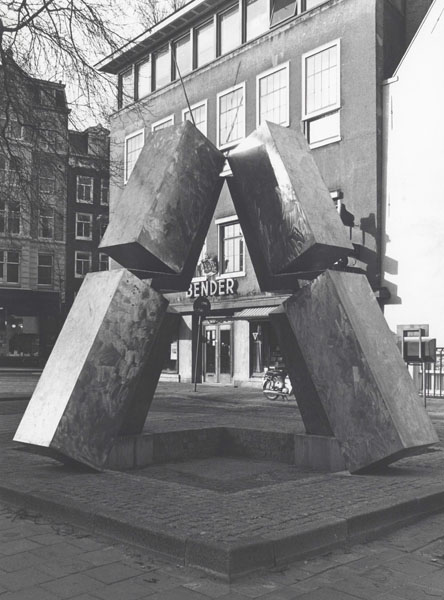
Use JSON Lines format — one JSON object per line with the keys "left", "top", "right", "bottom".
{"left": 0, "top": 58, "right": 69, "bottom": 366}
{"left": 66, "top": 125, "right": 110, "bottom": 310}
{"left": 98, "top": 0, "right": 432, "bottom": 385}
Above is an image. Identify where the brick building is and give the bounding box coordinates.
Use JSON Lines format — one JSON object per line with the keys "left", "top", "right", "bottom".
{"left": 98, "top": 0, "right": 433, "bottom": 385}
{"left": 66, "top": 125, "right": 110, "bottom": 310}
{"left": 0, "top": 58, "right": 69, "bottom": 365}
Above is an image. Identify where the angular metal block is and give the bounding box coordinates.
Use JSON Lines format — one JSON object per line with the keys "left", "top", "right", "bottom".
{"left": 100, "top": 122, "right": 225, "bottom": 291}
{"left": 270, "top": 271, "right": 438, "bottom": 473}
{"left": 227, "top": 122, "right": 353, "bottom": 290}
{"left": 14, "top": 269, "right": 169, "bottom": 469}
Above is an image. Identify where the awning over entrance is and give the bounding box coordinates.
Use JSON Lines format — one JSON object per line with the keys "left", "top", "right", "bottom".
{"left": 233, "top": 307, "right": 273, "bottom": 320}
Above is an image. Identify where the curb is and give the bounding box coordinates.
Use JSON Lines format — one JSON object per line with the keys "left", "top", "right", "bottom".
{"left": 1, "top": 481, "right": 444, "bottom": 580}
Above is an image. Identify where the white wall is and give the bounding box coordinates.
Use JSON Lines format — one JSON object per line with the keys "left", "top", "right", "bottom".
{"left": 382, "top": 0, "right": 444, "bottom": 344}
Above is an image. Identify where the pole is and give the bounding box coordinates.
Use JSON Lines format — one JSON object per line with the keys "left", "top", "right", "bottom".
{"left": 423, "top": 363, "right": 427, "bottom": 408}
{"left": 194, "top": 314, "right": 202, "bottom": 392}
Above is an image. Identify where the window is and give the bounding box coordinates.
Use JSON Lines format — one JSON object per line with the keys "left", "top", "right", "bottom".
{"left": 99, "top": 216, "right": 108, "bottom": 239}
{"left": 0, "top": 250, "right": 19, "bottom": 283}
{"left": 302, "top": 40, "right": 341, "bottom": 147}
{"left": 271, "top": 0, "right": 298, "bottom": 26}
{"left": 183, "top": 101, "right": 207, "bottom": 136}
{"left": 218, "top": 217, "right": 244, "bottom": 276}
{"left": 173, "top": 34, "right": 191, "bottom": 78}
{"left": 218, "top": 5, "right": 240, "bottom": 56}
{"left": 0, "top": 200, "right": 20, "bottom": 235}
{"left": 195, "top": 20, "right": 215, "bottom": 68}
{"left": 137, "top": 58, "right": 151, "bottom": 99}
{"left": 39, "top": 130, "right": 57, "bottom": 152}
{"left": 100, "top": 179, "right": 109, "bottom": 205}
{"left": 120, "top": 67, "right": 134, "bottom": 107}
{"left": 257, "top": 63, "right": 289, "bottom": 127}
{"left": 75, "top": 212, "right": 93, "bottom": 240}
{"left": 246, "top": 0, "right": 269, "bottom": 41}
{"left": 38, "top": 207, "right": 54, "bottom": 239}
{"left": 217, "top": 84, "right": 245, "bottom": 148}
{"left": 76, "top": 175, "right": 93, "bottom": 203}
{"left": 124, "top": 130, "right": 144, "bottom": 182}
{"left": 154, "top": 46, "right": 171, "bottom": 90}
{"left": 0, "top": 155, "right": 19, "bottom": 187}
{"left": 0, "top": 115, "right": 24, "bottom": 140}
{"left": 305, "top": 0, "right": 328, "bottom": 9}
{"left": 38, "top": 254, "right": 53, "bottom": 285}
{"left": 152, "top": 116, "right": 174, "bottom": 132}
{"left": 39, "top": 165, "right": 55, "bottom": 194}
{"left": 75, "top": 251, "right": 92, "bottom": 278}
{"left": 99, "top": 253, "right": 110, "bottom": 271}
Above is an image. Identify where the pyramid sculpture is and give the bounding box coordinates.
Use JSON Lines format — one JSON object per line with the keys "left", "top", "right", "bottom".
{"left": 14, "top": 122, "right": 438, "bottom": 472}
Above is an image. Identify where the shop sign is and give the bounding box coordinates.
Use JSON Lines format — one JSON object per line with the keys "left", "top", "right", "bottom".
{"left": 186, "top": 278, "right": 237, "bottom": 299}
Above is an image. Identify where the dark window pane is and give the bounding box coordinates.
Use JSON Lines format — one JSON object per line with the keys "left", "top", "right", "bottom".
{"left": 271, "top": 0, "right": 297, "bottom": 25}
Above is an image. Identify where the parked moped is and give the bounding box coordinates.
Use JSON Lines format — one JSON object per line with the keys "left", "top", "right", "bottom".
{"left": 262, "top": 366, "right": 293, "bottom": 401}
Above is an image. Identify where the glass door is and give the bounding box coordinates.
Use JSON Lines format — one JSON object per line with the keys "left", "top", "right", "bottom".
{"left": 203, "top": 323, "right": 233, "bottom": 383}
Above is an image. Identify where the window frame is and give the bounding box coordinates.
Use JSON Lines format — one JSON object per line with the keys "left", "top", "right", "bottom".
{"left": 194, "top": 18, "right": 216, "bottom": 69}
{"left": 173, "top": 33, "right": 192, "bottom": 79}
{"left": 136, "top": 57, "right": 152, "bottom": 100}
{"left": 256, "top": 61, "right": 290, "bottom": 128}
{"left": 76, "top": 175, "right": 94, "bottom": 204}
{"left": 0, "top": 200, "right": 21, "bottom": 236}
{"left": 0, "top": 249, "right": 20, "bottom": 284}
{"left": 120, "top": 66, "right": 134, "bottom": 108}
{"left": 216, "top": 215, "right": 245, "bottom": 279}
{"left": 217, "top": 3, "right": 241, "bottom": 57}
{"left": 124, "top": 128, "right": 145, "bottom": 183}
{"left": 74, "top": 250, "right": 92, "bottom": 278}
{"left": 182, "top": 100, "right": 208, "bottom": 137}
{"left": 37, "top": 253, "right": 53, "bottom": 286}
{"left": 100, "top": 179, "right": 109, "bottom": 206}
{"left": 153, "top": 45, "right": 172, "bottom": 91}
{"left": 38, "top": 207, "right": 55, "bottom": 240}
{"left": 98, "top": 252, "right": 110, "bottom": 271}
{"left": 75, "top": 212, "right": 93, "bottom": 241}
{"left": 301, "top": 38, "right": 341, "bottom": 148}
{"left": 151, "top": 115, "right": 175, "bottom": 132}
{"left": 216, "top": 82, "right": 246, "bottom": 150}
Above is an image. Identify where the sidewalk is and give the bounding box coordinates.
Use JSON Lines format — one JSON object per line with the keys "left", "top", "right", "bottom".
{"left": 1, "top": 383, "right": 444, "bottom": 581}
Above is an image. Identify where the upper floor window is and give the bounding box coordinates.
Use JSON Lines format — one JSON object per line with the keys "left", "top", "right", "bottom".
{"left": 246, "top": 0, "right": 269, "bottom": 41}
{"left": 218, "top": 5, "right": 240, "bottom": 55}
{"left": 217, "top": 83, "right": 245, "bottom": 149}
{"left": 75, "top": 212, "right": 93, "bottom": 240}
{"left": 99, "top": 252, "right": 110, "bottom": 271}
{"left": 121, "top": 67, "right": 134, "bottom": 107}
{"left": 195, "top": 20, "right": 215, "bottom": 68}
{"left": 217, "top": 217, "right": 244, "bottom": 277}
{"left": 39, "top": 165, "right": 56, "bottom": 194}
{"left": 38, "top": 207, "right": 54, "bottom": 239}
{"left": 0, "top": 200, "right": 20, "bottom": 235}
{"left": 271, "top": 0, "right": 298, "bottom": 26}
{"left": 183, "top": 101, "right": 207, "bottom": 136}
{"left": 305, "top": 0, "right": 328, "bottom": 9}
{"left": 154, "top": 46, "right": 171, "bottom": 90}
{"left": 0, "top": 250, "right": 20, "bottom": 283}
{"left": 0, "top": 155, "right": 20, "bottom": 187}
{"left": 173, "top": 34, "right": 191, "bottom": 78}
{"left": 75, "top": 250, "right": 92, "bottom": 278}
{"left": 257, "top": 63, "right": 289, "bottom": 127}
{"left": 100, "top": 179, "right": 109, "bottom": 205}
{"left": 302, "top": 39, "right": 341, "bottom": 148}
{"left": 99, "top": 216, "right": 109, "bottom": 239}
{"left": 137, "top": 58, "right": 151, "bottom": 99}
{"left": 152, "top": 116, "right": 174, "bottom": 132}
{"left": 124, "top": 129, "right": 144, "bottom": 182}
{"left": 38, "top": 254, "right": 53, "bottom": 285}
{"left": 76, "top": 175, "right": 93, "bottom": 203}
{"left": 0, "top": 114, "right": 24, "bottom": 140}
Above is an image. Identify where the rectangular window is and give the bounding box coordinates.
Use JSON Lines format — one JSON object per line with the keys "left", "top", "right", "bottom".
{"left": 218, "top": 5, "right": 240, "bottom": 55}
{"left": 38, "top": 254, "right": 53, "bottom": 285}
{"left": 246, "top": 0, "right": 269, "bottom": 41}
{"left": 75, "top": 212, "right": 93, "bottom": 240}
{"left": 0, "top": 115, "right": 24, "bottom": 140}
{"left": 305, "top": 0, "right": 327, "bottom": 10}
{"left": 0, "top": 200, "right": 20, "bottom": 235}
{"left": 195, "top": 20, "right": 215, "bottom": 68}
{"left": 302, "top": 40, "right": 341, "bottom": 147}
{"left": 183, "top": 101, "right": 207, "bottom": 136}
{"left": 124, "top": 130, "right": 144, "bottom": 182}
{"left": 0, "top": 155, "right": 19, "bottom": 187}
{"left": 100, "top": 179, "right": 109, "bottom": 205}
{"left": 154, "top": 46, "right": 171, "bottom": 90}
{"left": 99, "top": 253, "right": 110, "bottom": 271}
{"left": 257, "top": 63, "right": 289, "bottom": 127}
{"left": 39, "top": 165, "right": 56, "bottom": 194}
{"left": 271, "top": 0, "right": 297, "bottom": 26}
{"left": 38, "top": 207, "right": 54, "bottom": 239}
{"left": 217, "top": 83, "right": 245, "bottom": 148}
{"left": 76, "top": 175, "right": 93, "bottom": 203}
{"left": 219, "top": 219, "right": 244, "bottom": 276}
{"left": 173, "top": 34, "right": 191, "bottom": 78}
{"left": 137, "top": 58, "right": 151, "bottom": 99}
{"left": 75, "top": 251, "right": 92, "bottom": 278}
{"left": 0, "top": 250, "right": 20, "bottom": 283}
{"left": 120, "top": 67, "right": 134, "bottom": 107}
{"left": 152, "top": 116, "right": 174, "bottom": 132}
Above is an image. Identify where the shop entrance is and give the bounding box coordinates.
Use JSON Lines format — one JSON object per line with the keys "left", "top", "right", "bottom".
{"left": 203, "top": 322, "right": 232, "bottom": 384}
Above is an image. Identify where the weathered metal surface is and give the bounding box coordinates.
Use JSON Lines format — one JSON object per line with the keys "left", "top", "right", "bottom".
{"left": 14, "top": 269, "right": 169, "bottom": 469}
{"left": 100, "top": 121, "right": 225, "bottom": 291}
{"left": 270, "top": 270, "right": 438, "bottom": 473}
{"left": 227, "top": 122, "right": 353, "bottom": 290}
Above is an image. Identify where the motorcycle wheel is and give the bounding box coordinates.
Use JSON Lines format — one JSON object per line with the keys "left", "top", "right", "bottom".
{"left": 263, "top": 379, "right": 279, "bottom": 401}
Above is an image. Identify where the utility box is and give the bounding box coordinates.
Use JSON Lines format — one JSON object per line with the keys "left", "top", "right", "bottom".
{"left": 396, "top": 325, "right": 436, "bottom": 363}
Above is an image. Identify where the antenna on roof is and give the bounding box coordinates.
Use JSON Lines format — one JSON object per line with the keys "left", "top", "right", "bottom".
{"left": 171, "top": 51, "right": 196, "bottom": 128}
